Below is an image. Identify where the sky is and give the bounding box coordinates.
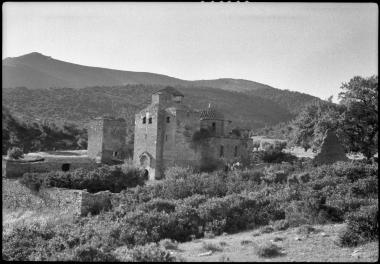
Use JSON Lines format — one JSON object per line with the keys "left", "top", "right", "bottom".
{"left": 2, "top": 2, "right": 378, "bottom": 101}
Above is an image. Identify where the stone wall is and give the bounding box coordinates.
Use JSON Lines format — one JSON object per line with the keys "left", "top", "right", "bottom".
{"left": 87, "top": 118, "right": 104, "bottom": 161}
{"left": 133, "top": 104, "right": 160, "bottom": 180}
{"left": 88, "top": 117, "right": 127, "bottom": 163}
{"left": 2, "top": 179, "right": 113, "bottom": 216}
{"left": 2, "top": 160, "right": 31, "bottom": 178}
{"left": 2, "top": 158, "right": 98, "bottom": 178}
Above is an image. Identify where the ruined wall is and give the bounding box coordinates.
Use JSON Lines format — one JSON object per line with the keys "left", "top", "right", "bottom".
{"left": 3, "top": 179, "right": 113, "bottom": 216}
{"left": 2, "top": 159, "right": 98, "bottom": 178}
{"left": 88, "top": 118, "right": 127, "bottom": 163}
{"left": 201, "top": 119, "right": 225, "bottom": 137}
{"left": 101, "top": 118, "right": 127, "bottom": 162}
{"left": 2, "top": 160, "right": 31, "bottom": 178}
{"left": 207, "top": 137, "right": 251, "bottom": 163}
{"left": 87, "top": 118, "right": 103, "bottom": 161}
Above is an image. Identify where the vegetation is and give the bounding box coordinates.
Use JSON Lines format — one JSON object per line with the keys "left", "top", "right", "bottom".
{"left": 254, "top": 242, "right": 283, "bottom": 258}
{"left": 7, "top": 147, "right": 24, "bottom": 160}
{"left": 20, "top": 165, "right": 146, "bottom": 193}
{"left": 2, "top": 106, "right": 87, "bottom": 155}
{"left": 4, "top": 160, "right": 377, "bottom": 261}
{"left": 2, "top": 84, "right": 297, "bottom": 133}
{"left": 2, "top": 75, "right": 378, "bottom": 261}
{"left": 291, "top": 75, "right": 378, "bottom": 158}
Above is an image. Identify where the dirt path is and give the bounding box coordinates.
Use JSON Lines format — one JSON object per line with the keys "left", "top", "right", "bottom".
{"left": 173, "top": 224, "right": 378, "bottom": 262}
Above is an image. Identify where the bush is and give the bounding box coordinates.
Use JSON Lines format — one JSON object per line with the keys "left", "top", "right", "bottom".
{"left": 19, "top": 173, "right": 44, "bottom": 192}
{"left": 201, "top": 242, "right": 222, "bottom": 252}
{"left": 261, "top": 149, "right": 297, "bottom": 164}
{"left": 164, "top": 166, "right": 193, "bottom": 180}
{"left": 259, "top": 226, "right": 274, "bottom": 234}
{"left": 272, "top": 219, "right": 290, "bottom": 231}
{"left": 126, "top": 243, "right": 177, "bottom": 262}
{"left": 7, "top": 147, "right": 24, "bottom": 159}
{"left": 73, "top": 245, "right": 118, "bottom": 262}
{"left": 338, "top": 204, "right": 378, "bottom": 247}
{"left": 20, "top": 165, "right": 146, "bottom": 193}
{"left": 255, "top": 242, "right": 283, "bottom": 258}
{"left": 296, "top": 225, "right": 316, "bottom": 235}
{"left": 159, "top": 239, "right": 178, "bottom": 250}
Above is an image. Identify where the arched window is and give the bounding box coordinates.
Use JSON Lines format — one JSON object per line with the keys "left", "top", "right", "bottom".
{"left": 166, "top": 116, "right": 170, "bottom": 123}
{"left": 148, "top": 117, "right": 152, "bottom": 124}
{"left": 142, "top": 117, "right": 146, "bottom": 124}
{"left": 220, "top": 145, "right": 224, "bottom": 157}
{"left": 212, "top": 122, "right": 216, "bottom": 131}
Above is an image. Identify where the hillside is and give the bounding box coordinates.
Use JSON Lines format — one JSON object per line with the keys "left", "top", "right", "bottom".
{"left": 2, "top": 85, "right": 294, "bottom": 130}
{"left": 2, "top": 52, "right": 320, "bottom": 118}
{"left": 2, "top": 106, "right": 86, "bottom": 154}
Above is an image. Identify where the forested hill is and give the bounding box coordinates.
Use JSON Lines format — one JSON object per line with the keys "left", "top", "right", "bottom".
{"left": 2, "top": 106, "right": 87, "bottom": 155}
{"left": 3, "top": 52, "right": 320, "bottom": 117}
{"left": 2, "top": 85, "right": 295, "bottom": 130}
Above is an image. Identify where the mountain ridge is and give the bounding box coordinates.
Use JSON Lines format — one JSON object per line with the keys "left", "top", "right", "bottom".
{"left": 2, "top": 52, "right": 321, "bottom": 129}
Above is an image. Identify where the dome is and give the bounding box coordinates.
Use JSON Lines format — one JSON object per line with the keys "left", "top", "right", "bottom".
{"left": 200, "top": 104, "right": 225, "bottom": 120}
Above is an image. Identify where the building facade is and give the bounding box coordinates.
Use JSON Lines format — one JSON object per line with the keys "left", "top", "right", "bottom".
{"left": 87, "top": 116, "right": 127, "bottom": 164}
{"left": 133, "top": 87, "right": 252, "bottom": 180}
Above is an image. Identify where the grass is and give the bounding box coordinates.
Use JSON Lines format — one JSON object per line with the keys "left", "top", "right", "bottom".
{"left": 176, "top": 223, "right": 379, "bottom": 262}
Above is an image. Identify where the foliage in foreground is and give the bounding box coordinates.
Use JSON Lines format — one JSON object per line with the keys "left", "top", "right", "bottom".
{"left": 3, "top": 161, "right": 378, "bottom": 261}
{"left": 20, "top": 165, "right": 146, "bottom": 193}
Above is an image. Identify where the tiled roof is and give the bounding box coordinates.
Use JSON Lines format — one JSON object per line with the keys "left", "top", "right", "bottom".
{"left": 200, "top": 105, "right": 225, "bottom": 120}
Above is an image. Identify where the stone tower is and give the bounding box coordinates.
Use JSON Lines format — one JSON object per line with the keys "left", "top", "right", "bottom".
{"left": 133, "top": 87, "right": 200, "bottom": 180}
{"left": 87, "top": 116, "right": 127, "bottom": 164}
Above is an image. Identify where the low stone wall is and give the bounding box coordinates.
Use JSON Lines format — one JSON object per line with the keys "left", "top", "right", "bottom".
{"left": 2, "top": 158, "right": 98, "bottom": 178}
{"left": 2, "top": 179, "right": 113, "bottom": 216}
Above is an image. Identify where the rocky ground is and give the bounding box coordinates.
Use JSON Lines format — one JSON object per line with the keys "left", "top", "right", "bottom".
{"left": 170, "top": 223, "right": 378, "bottom": 262}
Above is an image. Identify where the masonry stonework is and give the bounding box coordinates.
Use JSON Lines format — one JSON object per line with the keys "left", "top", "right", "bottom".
{"left": 88, "top": 117, "right": 127, "bottom": 164}
{"left": 133, "top": 87, "right": 252, "bottom": 180}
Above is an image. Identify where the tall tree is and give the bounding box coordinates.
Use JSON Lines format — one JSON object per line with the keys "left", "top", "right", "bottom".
{"left": 339, "top": 75, "right": 378, "bottom": 159}
{"left": 290, "top": 100, "right": 345, "bottom": 151}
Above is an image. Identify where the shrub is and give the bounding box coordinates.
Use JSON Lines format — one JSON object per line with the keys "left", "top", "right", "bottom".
{"left": 240, "top": 240, "right": 253, "bottom": 245}
{"left": 261, "top": 149, "right": 297, "bottom": 164}
{"left": 254, "top": 242, "right": 283, "bottom": 258}
{"left": 298, "top": 172, "right": 310, "bottom": 183}
{"left": 201, "top": 242, "right": 222, "bottom": 252}
{"left": 159, "top": 239, "right": 178, "bottom": 250}
{"left": 20, "top": 165, "right": 146, "bottom": 193}
{"left": 126, "top": 243, "right": 177, "bottom": 262}
{"left": 338, "top": 204, "right": 378, "bottom": 247}
{"left": 140, "top": 198, "right": 176, "bottom": 213}
{"left": 259, "top": 226, "right": 274, "bottom": 234}
{"left": 73, "top": 245, "right": 118, "bottom": 262}
{"left": 296, "top": 225, "right": 316, "bottom": 235}
{"left": 272, "top": 219, "right": 290, "bottom": 231}
{"left": 19, "top": 173, "right": 44, "bottom": 192}
{"left": 164, "top": 166, "right": 193, "bottom": 180}
{"left": 7, "top": 147, "right": 24, "bottom": 160}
